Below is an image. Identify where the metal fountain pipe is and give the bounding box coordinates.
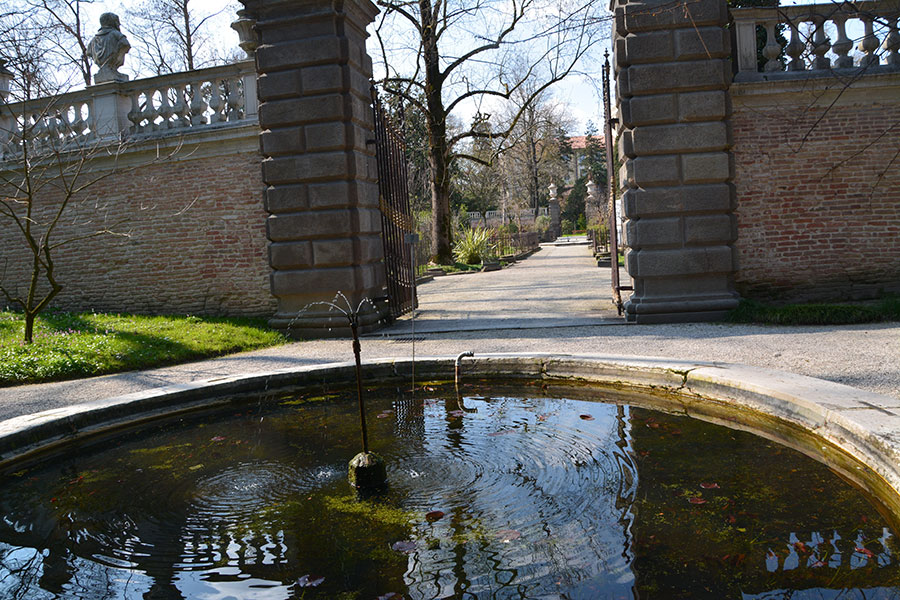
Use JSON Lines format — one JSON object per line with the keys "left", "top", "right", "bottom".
{"left": 455, "top": 351, "right": 475, "bottom": 388}
{"left": 350, "top": 315, "right": 368, "bottom": 454}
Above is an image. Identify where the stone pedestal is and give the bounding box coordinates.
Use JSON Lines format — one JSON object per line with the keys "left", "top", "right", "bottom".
{"left": 240, "top": 0, "right": 388, "bottom": 337}
{"left": 613, "top": 0, "right": 740, "bottom": 322}
{"left": 90, "top": 83, "right": 132, "bottom": 139}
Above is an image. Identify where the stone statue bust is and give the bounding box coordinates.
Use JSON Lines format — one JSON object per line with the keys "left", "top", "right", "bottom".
{"left": 88, "top": 13, "right": 130, "bottom": 83}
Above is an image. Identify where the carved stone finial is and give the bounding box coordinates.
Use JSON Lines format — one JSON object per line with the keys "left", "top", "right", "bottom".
{"left": 88, "top": 13, "right": 130, "bottom": 84}
{"left": 231, "top": 10, "right": 259, "bottom": 59}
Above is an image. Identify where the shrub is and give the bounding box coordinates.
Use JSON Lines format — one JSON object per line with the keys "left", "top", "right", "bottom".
{"left": 453, "top": 228, "right": 495, "bottom": 264}
{"left": 561, "top": 219, "right": 574, "bottom": 236}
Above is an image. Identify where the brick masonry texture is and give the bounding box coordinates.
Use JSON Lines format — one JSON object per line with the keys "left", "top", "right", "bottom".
{"left": 731, "top": 99, "right": 900, "bottom": 302}
{"left": 0, "top": 150, "right": 276, "bottom": 317}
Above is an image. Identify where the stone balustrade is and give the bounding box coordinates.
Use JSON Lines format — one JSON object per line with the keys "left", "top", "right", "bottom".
{"left": 1, "top": 60, "right": 257, "bottom": 161}
{"left": 733, "top": 1, "right": 900, "bottom": 81}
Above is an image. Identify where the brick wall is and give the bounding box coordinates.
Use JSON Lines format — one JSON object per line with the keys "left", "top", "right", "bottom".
{"left": 0, "top": 143, "right": 276, "bottom": 317}
{"left": 731, "top": 77, "right": 900, "bottom": 303}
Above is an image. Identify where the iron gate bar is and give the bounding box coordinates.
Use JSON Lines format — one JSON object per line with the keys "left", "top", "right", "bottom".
{"left": 372, "top": 87, "right": 417, "bottom": 320}
{"left": 603, "top": 50, "right": 629, "bottom": 315}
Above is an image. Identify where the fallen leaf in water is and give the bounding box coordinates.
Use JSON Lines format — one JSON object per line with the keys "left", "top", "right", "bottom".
{"left": 855, "top": 546, "right": 875, "bottom": 558}
{"left": 377, "top": 413, "right": 392, "bottom": 419}
{"left": 391, "top": 540, "right": 417, "bottom": 553}
{"left": 700, "top": 482, "right": 720, "bottom": 489}
{"left": 688, "top": 497, "right": 707, "bottom": 504}
{"left": 448, "top": 410, "right": 465, "bottom": 418}
{"left": 296, "top": 574, "right": 324, "bottom": 587}
{"left": 497, "top": 529, "right": 521, "bottom": 543}
{"left": 189, "top": 464, "right": 203, "bottom": 471}
{"left": 210, "top": 436, "right": 226, "bottom": 442}
{"left": 426, "top": 510, "right": 445, "bottom": 522}
{"left": 579, "top": 414, "right": 594, "bottom": 421}
{"left": 647, "top": 422, "right": 660, "bottom": 429}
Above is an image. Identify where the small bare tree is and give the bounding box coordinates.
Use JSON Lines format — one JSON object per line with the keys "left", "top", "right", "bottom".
{"left": 0, "top": 47, "right": 177, "bottom": 343}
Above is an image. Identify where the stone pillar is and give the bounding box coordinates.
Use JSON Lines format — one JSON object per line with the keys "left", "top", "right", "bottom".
{"left": 548, "top": 182, "right": 560, "bottom": 239}
{"left": 613, "top": 0, "right": 740, "bottom": 323}
{"left": 240, "top": 0, "right": 388, "bottom": 337}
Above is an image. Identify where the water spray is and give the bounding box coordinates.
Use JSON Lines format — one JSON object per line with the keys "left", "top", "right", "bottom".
{"left": 304, "top": 292, "right": 386, "bottom": 490}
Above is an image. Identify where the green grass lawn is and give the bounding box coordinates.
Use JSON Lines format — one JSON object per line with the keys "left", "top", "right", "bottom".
{"left": 0, "top": 311, "right": 289, "bottom": 387}
{"left": 727, "top": 296, "right": 900, "bottom": 326}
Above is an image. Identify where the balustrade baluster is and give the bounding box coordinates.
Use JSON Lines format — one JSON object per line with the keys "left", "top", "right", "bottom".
{"left": 158, "top": 87, "right": 174, "bottom": 129}
{"left": 172, "top": 84, "right": 189, "bottom": 128}
{"left": 810, "top": 15, "right": 831, "bottom": 70}
{"left": 763, "top": 21, "right": 784, "bottom": 72}
{"left": 145, "top": 89, "right": 160, "bottom": 132}
{"left": 831, "top": 13, "right": 854, "bottom": 68}
{"left": 208, "top": 79, "right": 224, "bottom": 123}
{"left": 225, "top": 78, "right": 243, "bottom": 121}
{"left": 127, "top": 92, "right": 143, "bottom": 133}
{"left": 858, "top": 15, "right": 880, "bottom": 67}
{"left": 883, "top": 15, "right": 900, "bottom": 67}
{"left": 786, "top": 19, "right": 807, "bottom": 71}
{"left": 190, "top": 81, "right": 207, "bottom": 126}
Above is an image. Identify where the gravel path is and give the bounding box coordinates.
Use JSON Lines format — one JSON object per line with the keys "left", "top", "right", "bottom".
{"left": 2, "top": 243, "right": 898, "bottom": 421}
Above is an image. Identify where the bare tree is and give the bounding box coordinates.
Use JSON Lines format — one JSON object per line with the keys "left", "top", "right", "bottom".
{"left": 125, "top": 0, "right": 237, "bottom": 75}
{"left": 499, "top": 83, "right": 574, "bottom": 211}
{"left": 27, "top": 0, "right": 95, "bottom": 87}
{"left": 375, "top": 0, "right": 605, "bottom": 264}
{"left": 0, "top": 47, "right": 177, "bottom": 343}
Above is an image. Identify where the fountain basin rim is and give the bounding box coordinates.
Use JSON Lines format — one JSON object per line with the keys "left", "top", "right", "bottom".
{"left": 1, "top": 352, "right": 898, "bottom": 510}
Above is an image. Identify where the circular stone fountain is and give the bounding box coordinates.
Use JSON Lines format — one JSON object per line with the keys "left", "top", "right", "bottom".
{"left": 1, "top": 354, "right": 899, "bottom": 598}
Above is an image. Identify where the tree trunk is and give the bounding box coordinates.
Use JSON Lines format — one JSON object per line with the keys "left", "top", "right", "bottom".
{"left": 24, "top": 312, "right": 35, "bottom": 344}
{"left": 421, "top": 0, "right": 454, "bottom": 264}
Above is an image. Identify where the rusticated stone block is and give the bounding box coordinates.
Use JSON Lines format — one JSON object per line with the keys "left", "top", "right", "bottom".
{"left": 262, "top": 152, "right": 349, "bottom": 184}
{"left": 631, "top": 122, "right": 728, "bottom": 155}
{"left": 270, "top": 266, "right": 359, "bottom": 296}
{"left": 674, "top": 27, "right": 730, "bottom": 59}
{"left": 677, "top": 91, "right": 727, "bottom": 121}
{"left": 257, "top": 70, "right": 303, "bottom": 100}
{"left": 261, "top": 126, "right": 305, "bottom": 156}
{"left": 621, "top": 94, "right": 677, "bottom": 127}
{"left": 623, "top": 184, "right": 734, "bottom": 218}
{"left": 301, "top": 64, "right": 346, "bottom": 94}
{"left": 631, "top": 155, "right": 680, "bottom": 186}
{"left": 626, "top": 217, "right": 682, "bottom": 248}
{"left": 616, "top": 0, "right": 727, "bottom": 34}
{"left": 256, "top": 38, "right": 343, "bottom": 71}
{"left": 259, "top": 95, "right": 345, "bottom": 127}
{"left": 308, "top": 181, "right": 354, "bottom": 208}
{"left": 267, "top": 209, "right": 354, "bottom": 241}
{"left": 265, "top": 184, "right": 308, "bottom": 213}
{"left": 621, "top": 60, "right": 729, "bottom": 96}
{"left": 629, "top": 246, "right": 734, "bottom": 277}
{"left": 621, "top": 30, "right": 675, "bottom": 64}
{"left": 684, "top": 214, "right": 735, "bottom": 244}
{"left": 269, "top": 241, "right": 313, "bottom": 268}
{"left": 312, "top": 238, "right": 354, "bottom": 267}
{"left": 681, "top": 152, "right": 731, "bottom": 184}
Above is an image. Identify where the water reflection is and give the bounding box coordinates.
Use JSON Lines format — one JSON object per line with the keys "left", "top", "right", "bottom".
{"left": 0, "top": 386, "right": 897, "bottom": 599}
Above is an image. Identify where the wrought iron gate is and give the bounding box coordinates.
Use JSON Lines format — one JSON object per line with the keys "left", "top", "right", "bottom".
{"left": 603, "top": 50, "right": 632, "bottom": 315}
{"left": 372, "top": 89, "right": 417, "bottom": 320}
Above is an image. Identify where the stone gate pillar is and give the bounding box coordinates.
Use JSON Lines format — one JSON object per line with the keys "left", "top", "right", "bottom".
{"left": 240, "top": 0, "right": 388, "bottom": 337}
{"left": 613, "top": 0, "right": 740, "bottom": 322}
